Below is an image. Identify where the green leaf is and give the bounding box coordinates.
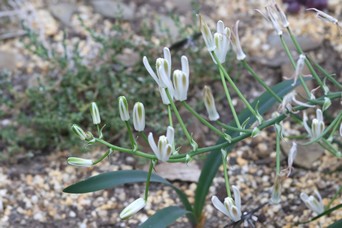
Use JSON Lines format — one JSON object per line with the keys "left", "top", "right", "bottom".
{"left": 63, "top": 170, "right": 196, "bottom": 224}
{"left": 298, "top": 204, "right": 342, "bottom": 224}
{"left": 193, "top": 79, "right": 303, "bottom": 220}
{"left": 139, "top": 206, "right": 189, "bottom": 228}
{"left": 328, "top": 219, "right": 342, "bottom": 228}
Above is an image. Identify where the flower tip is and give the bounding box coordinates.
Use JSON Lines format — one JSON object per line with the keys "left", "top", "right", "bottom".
{"left": 119, "top": 198, "right": 146, "bottom": 220}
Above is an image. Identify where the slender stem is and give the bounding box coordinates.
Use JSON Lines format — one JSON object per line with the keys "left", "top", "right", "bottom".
{"left": 222, "top": 153, "right": 232, "bottom": 197}
{"left": 287, "top": 27, "right": 324, "bottom": 87}
{"left": 219, "top": 67, "right": 242, "bottom": 128}
{"left": 213, "top": 52, "right": 263, "bottom": 124}
{"left": 140, "top": 132, "right": 149, "bottom": 144}
{"left": 241, "top": 60, "right": 282, "bottom": 103}
{"left": 167, "top": 105, "right": 173, "bottom": 127}
{"left": 308, "top": 57, "right": 342, "bottom": 89}
{"left": 125, "top": 121, "right": 137, "bottom": 151}
{"left": 216, "top": 120, "right": 251, "bottom": 133}
{"left": 326, "top": 186, "right": 342, "bottom": 209}
{"left": 144, "top": 160, "right": 154, "bottom": 201}
{"left": 275, "top": 124, "right": 281, "bottom": 175}
{"left": 279, "top": 34, "right": 311, "bottom": 98}
{"left": 165, "top": 88, "right": 197, "bottom": 150}
{"left": 181, "top": 101, "right": 230, "bottom": 140}
{"left": 92, "top": 149, "right": 112, "bottom": 165}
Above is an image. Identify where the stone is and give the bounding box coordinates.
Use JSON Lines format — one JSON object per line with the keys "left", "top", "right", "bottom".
{"left": 0, "top": 51, "right": 17, "bottom": 71}
{"left": 267, "top": 34, "right": 323, "bottom": 52}
{"left": 153, "top": 15, "right": 180, "bottom": 43}
{"left": 281, "top": 141, "right": 324, "bottom": 169}
{"left": 49, "top": 2, "right": 77, "bottom": 26}
{"left": 154, "top": 162, "right": 200, "bottom": 182}
{"left": 90, "top": 0, "right": 136, "bottom": 21}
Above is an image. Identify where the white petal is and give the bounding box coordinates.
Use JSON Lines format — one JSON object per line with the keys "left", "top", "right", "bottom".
{"left": 181, "top": 56, "right": 189, "bottom": 77}
{"left": 143, "top": 56, "right": 159, "bottom": 85}
{"left": 232, "top": 186, "right": 241, "bottom": 211}
{"left": 163, "top": 47, "right": 172, "bottom": 77}
{"left": 148, "top": 133, "right": 160, "bottom": 160}
{"left": 211, "top": 196, "right": 230, "bottom": 216}
{"left": 166, "top": 126, "right": 174, "bottom": 145}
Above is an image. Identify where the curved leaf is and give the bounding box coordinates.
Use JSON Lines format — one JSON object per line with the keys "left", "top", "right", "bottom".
{"left": 298, "top": 204, "right": 342, "bottom": 224}
{"left": 194, "top": 79, "right": 303, "bottom": 220}
{"left": 328, "top": 219, "right": 342, "bottom": 228}
{"left": 139, "top": 206, "right": 189, "bottom": 228}
{"left": 63, "top": 170, "right": 196, "bottom": 224}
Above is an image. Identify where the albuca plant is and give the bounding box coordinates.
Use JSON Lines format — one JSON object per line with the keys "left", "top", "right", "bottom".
{"left": 63, "top": 2, "right": 342, "bottom": 227}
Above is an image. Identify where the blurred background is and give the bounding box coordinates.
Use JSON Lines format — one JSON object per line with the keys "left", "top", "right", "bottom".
{"left": 0, "top": 0, "right": 341, "bottom": 227}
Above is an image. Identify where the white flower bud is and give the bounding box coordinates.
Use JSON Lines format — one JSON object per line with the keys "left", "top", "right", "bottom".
{"left": 307, "top": 8, "right": 339, "bottom": 25}
{"left": 212, "top": 20, "right": 231, "bottom": 64}
{"left": 120, "top": 197, "right": 146, "bottom": 220}
{"left": 148, "top": 126, "right": 174, "bottom": 162}
{"left": 231, "top": 20, "right": 246, "bottom": 61}
{"left": 270, "top": 176, "right": 282, "bottom": 204}
{"left": 90, "top": 102, "right": 101, "bottom": 125}
{"left": 287, "top": 142, "right": 297, "bottom": 177}
{"left": 311, "top": 109, "right": 325, "bottom": 139}
{"left": 197, "top": 14, "right": 215, "bottom": 51}
{"left": 173, "top": 70, "right": 189, "bottom": 101}
{"left": 67, "top": 157, "right": 93, "bottom": 167}
{"left": 203, "top": 85, "right": 220, "bottom": 121}
{"left": 133, "top": 102, "right": 145, "bottom": 132}
{"left": 322, "top": 97, "right": 331, "bottom": 111}
{"left": 118, "top": 96, "right": 130, "bottom": 121}
{"left": 300, "top": 191, "right": 324, "bottom": 214}
{"left": 71, "top": 124, "right": 87, "bottom": 141}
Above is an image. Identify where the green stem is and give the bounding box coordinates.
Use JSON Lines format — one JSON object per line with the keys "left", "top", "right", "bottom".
{"left": 286, "top": 27, "right": 324, "bottom": 88}
{"left": 167, "top": 105, "right": 173, "bottom": 127}
{"left": 213, "top": 52, "right": 263, "bottom": 124}
{"left": 144, "top": 160, "right": 154, "bottom": 201}
{"left": 241, "top": 60, "right": 282, "bottom": 103}
{"left": 222, "top": 152, "right": 232, "bottom": 197}
{"left": 279, "top": 34, "right": 311, "bottom": 98}
{"left": 326, "top": 186, "right": 342, "bottom": 209}
{"left": 125, "top": 121, "right": 137, "bottom": 151}
{"left": 92, "top": 149, "right": 112, "bottom": 165}
{"left": 165, "top": 88, "right": 198, "bottom": 151}
{"left": 218, "top": 68, "right": 242, "bottom": 128}
{"left": 308, "top": 56, "right": 342, "bottom": 89}
{"left": 216, "top": 120, "right": 251, "bottom": 133}
{"left": 182, "top": 101, "right": 231, "bottom": 142}
{"left": 275, "top": 124, "right": 281, "bottom": 175}
{"left": 140, "top": 132, "right": 149, "bottom": 144}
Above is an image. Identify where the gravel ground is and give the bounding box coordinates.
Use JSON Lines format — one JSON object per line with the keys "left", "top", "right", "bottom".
{"left": 0, "top": 0, "right": 341, "bottom": 227}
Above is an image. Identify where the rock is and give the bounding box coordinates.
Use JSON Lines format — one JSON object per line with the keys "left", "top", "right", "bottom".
{"left": 281, "top": 141, "right": 324, "bottom": 169}
{"left": 170, "top": 0, "right": 192, "bottom": 14}
{"left": 49, "top": 2, "right": 77, "bottom": 26}
{"left": 154, "top": 162, "right": 200, "bottom": 182}
{"left": 268, "top": 34, "right": 323, "bottom": 52}
{"left": 0, "top": 51, "right": 17, "bottom": 71}
{"left": 90, "top": 0, "right": 136, "bottom": 21}
{"left": 153, "top": 15, "right": 180, "bottom": 43}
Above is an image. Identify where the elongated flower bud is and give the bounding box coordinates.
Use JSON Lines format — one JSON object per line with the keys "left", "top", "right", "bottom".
{"left": 300, "top": 191, "right": 324, "bottom": 214}
{"left": 67, "top": 157, "right": 93, "bottom": 167}
{"left": 231, "top": 20, "right": 246, "bottom": 61}
{"left": 120, "top": 197, "right": 146, "bottom": 220}
{"left": 71, "top": 124, "right": 87, "bottom": 141}
{"left": 292, "top": 54, "right": 306, "bottom": 86}
{"left": 90, "top": 102, "right": 101, "bottom": 125}
{"left": 118, "top": 96, "right": 130, "bottom": 121}
{"left": 307, "top": 8, "right": 339, "bottom": 25}
{"left": 311, "top": 109, "right": 325, "bottom": 139}
{"left": 173, "top": 70, "right": 189, "bottom": 101}
{"left": 197, "top": 14, "right": 215, "bottom": 51}
{"left": 203, "top": 86, "right": 220, "bottom": 121}
{"left": 148, "top": 126, "right": 174, "bottom": 162}
{"left": 133, "top": 102, "right": 145, "bottom": 132}
{"left": 270, "top": 175, "right": 282, "bottom": 204}
{"left": 287, "top": 142, "right": 297, "bottom": 177}
{"left": 213, "top": 20, "right": 231, "bottom": 64}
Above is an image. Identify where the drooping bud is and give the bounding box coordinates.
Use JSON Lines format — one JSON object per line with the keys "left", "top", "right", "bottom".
{"left": 90, "top": 102, "right": 101, "bottom": 125}
{"left": 231, "top": 20, "right": 246, "bottom": 61}
{"left": 119, "top": 197, "right": 146, "bottom": 220}
{"left": 133, "top": 102, "right": 145, "bottom": 132}
{"left": 203, "top": 85, "right": 220, "bottom": 121}
{"left": 306, "top": 8, "right": 339, "bottom": 26}
{"left": 67, "top": 157, "right": 93, "bottom": 167}
{"left": 300, "top": 191, "right": 324, "bottom": 214}
{"left": 118, "top": 96, "right": 130, "bottom": 121}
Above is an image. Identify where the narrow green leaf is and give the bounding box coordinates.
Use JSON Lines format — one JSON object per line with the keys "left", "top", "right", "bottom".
{"left": 194, "top": 79, "right": 303, "bottom": 220}
{"left": 139, "top": 206, "right": 188, "bottom": 228}
{"left": 328, "top": 219, "right": 342, "bottom": 228}
{"left": 63, "top": 170, "right": 196, "bottom": 224}
{"left": 298, "top": 204, "right": 342, "bottom": 224}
